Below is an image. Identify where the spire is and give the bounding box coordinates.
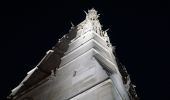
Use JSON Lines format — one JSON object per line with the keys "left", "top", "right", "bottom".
{"left": 77, "top": 8, "right": 101, "bottom": 36}
{"left": 76, "top": 8, "right": 112, "bottom": 47}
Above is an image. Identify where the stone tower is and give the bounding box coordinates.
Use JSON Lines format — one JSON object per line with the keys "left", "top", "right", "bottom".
{"left": 8, "top": 8, "right": 138, "bottom": 100}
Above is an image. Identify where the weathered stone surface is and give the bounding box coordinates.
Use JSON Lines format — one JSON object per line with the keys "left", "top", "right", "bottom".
{"left": 8, "top": 8, "right": 138, "bottom": 100}
{"left": 70, "top": 79, "right": 122, "bottom": 100}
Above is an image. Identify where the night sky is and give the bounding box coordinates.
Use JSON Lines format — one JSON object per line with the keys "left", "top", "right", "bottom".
{"left": 1, "top": 0, "right": 169, "bottom": 100}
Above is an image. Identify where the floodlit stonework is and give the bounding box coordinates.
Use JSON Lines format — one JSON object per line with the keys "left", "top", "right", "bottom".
{"left": 8, "top": 8, "right": 138, "bottom": 100}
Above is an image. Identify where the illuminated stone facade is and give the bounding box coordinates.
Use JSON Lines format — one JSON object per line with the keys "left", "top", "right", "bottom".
{"left": 8, "top": 8, "right": 138, "bottom": 100}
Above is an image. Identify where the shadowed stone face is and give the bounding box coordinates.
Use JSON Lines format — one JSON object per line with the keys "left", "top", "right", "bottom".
{"left": 23, "top": 97, "right": 33, "bottom": 100}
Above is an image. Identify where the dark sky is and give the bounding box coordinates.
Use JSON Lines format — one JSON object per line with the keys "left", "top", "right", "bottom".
{"left": 1, "top": 0, "right": 169, "bottom": 100}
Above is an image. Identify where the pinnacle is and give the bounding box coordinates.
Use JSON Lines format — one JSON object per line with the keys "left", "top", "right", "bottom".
{"left": 85, "top": 8, "right": 100, "bottom": 20}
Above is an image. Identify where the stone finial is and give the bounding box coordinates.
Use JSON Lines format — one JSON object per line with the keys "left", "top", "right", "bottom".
{"left": 71, "top": 22, "right": 74, "bottom": 27}
{"left": 85, "top": 8, "right": 100, "bottom": 20}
